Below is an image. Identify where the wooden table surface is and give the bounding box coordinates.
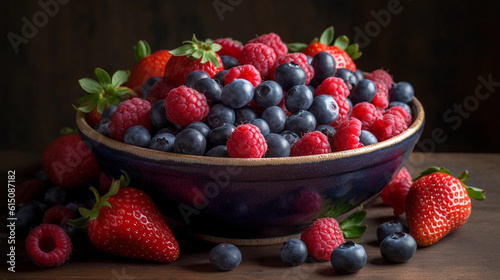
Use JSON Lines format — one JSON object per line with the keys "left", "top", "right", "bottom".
{"left": 2, "top": 152, "right": 500, "bottom": 280}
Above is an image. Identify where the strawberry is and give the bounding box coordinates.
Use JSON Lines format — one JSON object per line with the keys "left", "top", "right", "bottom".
{"left": 75, "top": 68, "right": 135, "bottom": 128}
{"left": 42, "top": 128, "right": 101, "bottom": 189}
{"left": 70, "top": 174, "right": 180, "bottom": 263}
{"left": 163, "top": 35, "right": 224, "bottom": 88}
{"left": 127, "top": 40, "right": 172, "bottom": 95}
{"left": 406, "top": 167, "right": 485, "bottom": 247}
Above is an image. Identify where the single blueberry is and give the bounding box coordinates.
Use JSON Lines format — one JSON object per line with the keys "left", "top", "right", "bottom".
{"left": 249, "top": 118, "right": 270, "bottom": 136}
{"left": 15, "top": 202, "right": 44, "bottom": 235}
{"left": 185, "top": 70, "right": 211, "bottom": 88}
{"left": 380, "top": 232, "right": 417, "bottom": 263}
{"left": 234, "top": 106, "right": 257, "bottom": 125}
{"left": 316, "top": 124, "right": 336, "bottom": 140}
{"left": 285, "top": 85, "right": 314, "bottom": 113}
{"left": 101, "top": 105, "right": 117, "bottom": 124}
{"left": 254, "top": 80, "right": 284, "bottom": 108}
{"left": 346, "top": 98, "right": 353, "bottom": 114}
{"left": 205, "top": 145, "right": 230, "bottom": 157}
{"left": 141, "top": 77, "right": 162, "bottom": 98}
{"left": 285, "top": 110, "right": 317, "bottom": 136}
{"left": 209, "top": 243, "right": 242, "bottom": 271}
{"left": 194, "top": 78, "right": 222, "bottom": 106}
{"left": 308, "top": 94, "right": 339, "bottom": 124}
{"left": 311, "top": 51, "right": 336, "bottom": 85}
{"left": 376, "top": 220, "right": 408, "bottom": 242}
{"left": 95, "top": 122, "right": 109, "bottom": 136}
{"left": 306, "top": 55, "right": 313, "bottom": 65}
{"left": 221, "top": 78, "right": 255, "bottom": 109}
{"left": 44, "top": 186, "right": 70, "bottom": 205}
{"left": 349, "top": 79, "right": 377, "bottom": 105}
{"left": 150, "top": 99, "right": 170, "bottom": 128}
{"left": 359, "top": 130, "right": 378, "bottom": 146}
{"left": 280, "top": 238, "right": 308, "bottom": 266}
{"left": 265, "top": 133, "right": 290, "bottom": 158}
{"left": 389, "top": 81, "right": 414, "bottom": 103}
{"left": 124, "top": 125, "right": 151, "bottom": 148}
{"left": 336, "top": 68, "right": 359, "bottom": 88}
{"left": 354, "top": 69, "right": 365, "bottom": 81}
{"left": 206, "top": 103, "right": 236, "bottom": 128}
{"left": 207, "top": 123, "right": 236, "bottom": 146}
{"left": 262, "top": 106, "right": 286, "bottom": 133}
{"left": 185, "top": 122, "right": 211, "bottom": 138}
{"left": 330, "top": 241, "right": 367, "bottom": 274}
{"left": 220, "top": 55, "right": 239, "bottom": 69}
{"left": 149, "top": 133, "right": 176, "bottom": 152}
{"left": 280, "top": 130, "right": 300, "bottom": 146}
{"left": 213, "top": 70, "right": 229, "bottom": 86}
{"left": 173, "top": 128, "right": 206, "bottom": 155}
{"left": 388, "top": 101, "right": 412, "bottom": 116}
{"left": 275, "top": 62, "right": 307, "bottom": 91}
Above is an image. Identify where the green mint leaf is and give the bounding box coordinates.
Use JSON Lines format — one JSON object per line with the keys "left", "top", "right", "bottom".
{"left": 342, "top": 225, "right": 367, "bottom": 239}
{"left": 79, "top": 78, "right": 103, "bottom": 94}
{"left": 319, "top": 26, "right": 334, "bottom": 45}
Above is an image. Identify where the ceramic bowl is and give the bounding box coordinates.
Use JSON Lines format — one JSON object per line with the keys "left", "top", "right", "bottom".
{"left": 76, "top": 98, "right": 425, "bottom": 244}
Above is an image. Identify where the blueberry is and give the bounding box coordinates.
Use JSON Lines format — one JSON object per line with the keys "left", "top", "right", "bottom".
{"left": 346, "top": 98, "right": 353, "bottom": 114}
{"left": 185, "top": 122, "right": 211, "bottom": 138}
{"left": 308, "top": 94, "right": 339, "bottom": 125}
{"left": 185, "top": 70, "right": 211, "bottom": 88}
{"left": 285, "top": 110, "right": 317, "bottom": 136}
{"left": 149, "top": 132, "right": 176, "bottom": 152}
{"left": 254, "top": 80, "right": 283, "bottom": 108}
{"left": 207, "top": 123, "right": 235, "bottom": 146}
{"left": 380, "top": 232, "right": 417, "bottom": 263}
{"left": 234, "top": 106, "right": 257, "bottom": 125}
{"left": 15, "top": 202, "right": 44, "bottom": 235}
{"left": 280, "top": 130, "right": 300, "bottom": 146}
{"left": 213, "top": 70, "right": 229, "bottom": 86}
{"left": 359, "top": 130, "right": 378, "bottom": 146}
{"left": 265, "top": 133, "right": 290, "bottom": 158}
{"left": 206, "top": 103, "right": 236, "bottom": 128}
{"left": 150, "top": 100, "right": 170, "bottom": 128}
{"left": 220, "top": 55, "right": 239, "bottom": 69}
{"left": 173, "top": 128, "right": 206, "bottom": 155}
{"left": 306, "top": 55, "right": 313, "bottom": 65}
{"left": 262, "top": 106, "right": 286, "bottom": 133}
{"left": 354, "top": 69, "right": 365, "bottom": 81}
{"left": 194, "top": 78, "right": 222, "bottom": 106}
{"left": 280, "top": 238, "right": 308, "bottom": 266}
{"left": 156, "top": 127, "right": 180, "bottom": 136}
{"left": 389, "top": 81, "right": 414, "bottom": 104}
{"left": 124, "top": 125, "right": 151, "bottom": 148}
{"left": 349, "top": 79, "right": 377, "bottom": 105}
{"left": 205, "top": 145, "right": 230, "bottom": 157}
{"left": 315, "top": 124, "right": 336, "bottom": 139}
{"left": 44, "top": 186, "right": 70, "bottom": 205}
{"left": 388, "top": 101, "right": 412, "bottom": 116}
{"left": 336, "top": 68, "right": 359, "bottom": 88}
{"left": 95, "top": 122, "right": 109, "bottom": 136}
{"left": 376, "top": 220, "right": 408, "bottom": 242}
{"left": 61, "top": 223, "right": 89, "bottom": 246}
{"left": 101, "top": 105, "right": 117, "bottom": 123}
{"left": 209, "top": 243, "right": 242, "bottom": 271}
{"left": 285, "top": 85, "right": 314, "bottom": 113}
{"left": 330, "top": 241, "right": 367, "bottom": 274}
{"left": 275, "top": 62, "right": 307, "bottom": 91}
{"left": 311, "top": 52, "right": 336, "bottom": 85}
{"left": 221, "top": 78, "right": 255, "bottom": 109}
{"left": 141, "top": 77, "right": 161, "bottom": 98}
{"left": 249, "top": 118, "right": 270, "bottom": 136}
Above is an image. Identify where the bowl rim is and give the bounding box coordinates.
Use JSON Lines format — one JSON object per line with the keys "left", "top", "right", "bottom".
{"left": 76, "top": 97, "right": 425, "bottom": 167}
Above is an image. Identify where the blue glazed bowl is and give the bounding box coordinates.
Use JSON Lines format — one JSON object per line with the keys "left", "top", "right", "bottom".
{"left": 76, "top": 98, "right": 424, "bottom": 244}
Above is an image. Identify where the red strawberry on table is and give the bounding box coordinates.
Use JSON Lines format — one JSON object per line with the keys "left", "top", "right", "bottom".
{"left": 406, "top": 167, "right": 485, "bottom": 247}
{"left": 70, "top": 174, "right": 180, "bottom": 263}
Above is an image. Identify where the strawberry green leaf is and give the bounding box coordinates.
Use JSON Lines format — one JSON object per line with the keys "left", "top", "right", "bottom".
{"left": 76, "top": 93, "right": 98, "bottom": 106}
{"left": 333, "top": 35, "right": 349, "bottom": 50}
{"left": 191, "top": 49, "right": 204, "bottom": 60}
{"left": 287, "top": 43, "right": 308, "bottom": 53}
{"left": 134, "top": 40, "right": 151, "bottom": 61}
{"left": 465, "top": 185, "right": 485, "bottom": 200}
{"left": 97, "top": 98, "right": 107, "bottom": 114}
{"left": 413, "top": 166, "right": 451, "bottom": 181}
{"left": 457, "top": 170, "right": 469, "bottom": 182}
{"left": 95, "top": 68, "right": 111, "bottom": 85}
{"left": 342, "top": 225, "right": 368, "bottom": 239}
{"left": 169, "top": 44, "right": 196, "bottom": 56}
{"left": 78, "top": 207, "right": 92, "bottom": 217}
{"left": 321, "top": 202, "right": 353, "bottom": 218}
{"left": 74, "top": 102, "right": 97, "bottom": 113}
{"left": 68, "top": 216, "right": 89, "bottom": 227}
{"left": 60, "top": 127, "right": 77, "bottom": 135}
{"left": 207, "top": 54, "right": 221, "bottom": 68}
{"left": 111, "top": 70, "right": 131, "bottom": 88}
{"left": 211, "top": 42, "right": 222, "bottom": 52}
{"left": 79, "top": 78, "right": 103, "bottom": 94}
{"left": 339, "top": 206, "right": 367, "bottom": 229}
{"left": 319, "top": 26, "right": 335, "bottom": 45}
{"left": 345, "top": 43, "right": 362, "bottom": 60}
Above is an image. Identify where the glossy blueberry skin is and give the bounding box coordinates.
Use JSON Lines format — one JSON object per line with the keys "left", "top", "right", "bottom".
{"left": 380, "top": 232, "right": 417, "bottom": 263}
{"left": 285, "top": 85, "right": 314, "bottom": 113}
{"left": 316, "top": 124, "right": 336, "bottom": 139}
{"left": 388, "top": 101, "right": 412, "bottom": 116}
{"left": 354, "top": 69, "right": 365, "bottom": 81}
{"left": 249, "top": 118, "right": 270, "bottom": 136}
{"left": 262, "top": 106, "right": 287, "bottom": 133}
{"left": 389, "top": 81, "right": 414, "bottom": 104}
{"left": 213, "top": 70, "right": 229, "bottom": 86}
{"left": 142, "top": 77, "right": 162, "bottom": 97}
{"left": 150, "top": 100, "right": 169, "bottom": 129}
{"left": 173, "top": 128, "right": 206, "bottom": 155}
{"left": 101, "top": 105, "right": 117, "bottom": 123}
{"left": 205, "top": 145, "right": 230, "bottom": 157}
{"left": 377, "top": 220, "right": 408, "bottom": 242}
{"left": 207, "top": 123, "right": 236, "bottom": 146}
{"left": 234, "top": 106, "right": 257, "bottom": 125}
{"left": 275, "top": 62, "right": 307, "bottom": 91}
{"left": 185, "top": 70, "right": 211, "bottom": 88}
{"left": 209, "top": 243, "right": 242, "bottom": 271}
{"left": 220, "top": 55, "right": 239, "bottom": 70}
{"left": 359, "top": 130, "right": 378, "bottom": 146}
{"left": 336, "top": 68, "right": 359, "bottom": 88}
{"left": 221, "top": 78, "right": 255, "bottom": 109}
{"left": 185, "top": 122, "right": 211, "bottom": 138}
{"left": 350, "top": 79, "right": 377, "bottom": 105}
{"left": 149, "top": 133, "right": 176, "bottom": 152}
{"left": 285, "top": 110, "right": 317, "bottom": 136}
{"left": 194, "top": 78, "right": 222, "bottom": 106}
{"left": 280, "top": 130, "right": 300, "bottom": 146}
{"left": 124, "top": 125, "right": 151, "bottom": 148}
{"left": 308, "top": 94, "right": 339, "bottom": 125}
{"left": 280, "top": 238, "right": 308, "bottom": 266}
{"left": 330, "top": 241, "right": 367, "bottom": 274}
{"left": 206, "top": 103, "right": 236, "bottom": 128}
{"left": 265, "top": 133, "right": 290, "bottom": 158}
{"left": 311, "top": 51, "right": 336, "bottom": 85}
{"left": 254, "top": 80, "right": 284, "bottom": 108}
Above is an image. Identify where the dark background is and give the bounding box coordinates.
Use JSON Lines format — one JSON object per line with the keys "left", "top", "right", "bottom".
{"left": 3, "top": 0, "right": 500, "bottom": 154}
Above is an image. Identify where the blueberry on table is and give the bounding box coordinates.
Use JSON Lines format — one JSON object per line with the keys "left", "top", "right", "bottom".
{"left": 254, "top": 80, "right": 284, "bottom": 108}
{"left": 205, "top": 145, "right": 230, "bottom": 157}
{"left": 336, "top": 68, "right": 359, "bottom": 88}
{"left": 44, "top": 186, "right": 70, "bottom": 206}
{"left": 389, "top": 81, "right": 414, "bottom": 104}
{"left": 380, "top": 232, "right": 417, "bottom": 263}
{"left": 124, "top": 125, "right": 151, "bottom": 148}
{"left": 207, "top": 123, "right": 236, "bottom": 146}
{"left": 330, "top": 241, "right": 367, "bottom": 274}
{"left": 206, "top": 103, "right": 236, "bottom": 128}
{"left": 285, "top": 85, "right": 314, "bottom": 113}
{"left": 150, "top": 99, "right": 170, "bottom": 129}
{"left": 349, "top": 79, "right": 377, "bottom": 105}
{"left": 280, "top": 130, "right": 300, "bottom": 146}
{"left": 209, "top": 243, "right": 242, "bottom": 271}
{"left": 185, "top": 122, "right": 211, "bottom": 138}
{"left": 377, "top": 220, "right": 408, "bottom": 242}
{"left": 280, "top": 238, "right": 308, "bottom": 266}
{"left": 220, "top": 55, "right": 239, "bottom": 70}
{"left": 285, "top": 110, "right": 317, "bottom": 136}
{"left": 275, "top": 62, "right": 307, "bottom": 91}
{"left": 234, "top": 106, "right": 258, "bottom": 125}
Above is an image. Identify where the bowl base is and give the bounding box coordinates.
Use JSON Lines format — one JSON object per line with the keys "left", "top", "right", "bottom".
{"left": 192, "top": 232, "right": 302, "bottom": 246}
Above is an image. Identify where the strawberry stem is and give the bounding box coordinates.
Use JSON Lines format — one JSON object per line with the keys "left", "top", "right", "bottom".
{"left": 168, "top": 34, "right": 222, "bottom": 68}
{"left": 134, "top": 40, "right": 151, "bottom": 62}
{"left": 339, "top": 206, "right": 367, "bottom": 239}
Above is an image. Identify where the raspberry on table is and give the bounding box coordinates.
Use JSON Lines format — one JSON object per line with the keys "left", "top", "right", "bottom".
{"left": 224, "top": 64, "right": 262, "bottom": 87}
{"left": 108, "top": 98, "right": 152, "bottom": 142}
{"left": 271, "top": 53, "right": 314, "bottom": 85}
{"left": 350, "top": 102, "right": 383, "bottom": 131}
{"left": 380, "top": 167, "right": 412, "bottom": 216}
{"left": 372, "top": 81, "right": 389, "bottom": 109}
{"left": 226, "top": 124, "right": 267, "bottom": 158}
{"left": 333, "top": 118, "right": 364, "bottom": 151}
{"left": 301, "top": 217, "right": 345, "bottom": 261}
{"left": 214, "top": 38, "right": 244, "bottom": 60}
{"left": 314, "top": 77, "right": 350, "bottom": 99}
{"left": 164, "top": 85, "right": 210, "bottom": 127}
{"left": 290, "top": 131, "right": 332, "bottom": 157}
{"left": 371, "top": 112, "right": 408, "bottom": 142}
{"left": 248, "top": 32, "right": 288, "bottom": 58}
{"left": 239, "top": 43, "right": 277, "bottom": 79}
{"left": 26, "top": 224, "right": 73, "bottom": 267}
{"left": 42, "top": 205, "right": 77, "bottom": 226}
{"left": 365, "top": 69, "right": 394, "bottom": 89}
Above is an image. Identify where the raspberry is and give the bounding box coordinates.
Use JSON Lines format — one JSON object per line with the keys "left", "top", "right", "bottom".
{"left": 333, "top": 118, "right": 364, "bottom": 151}
{"left": 224, "top": 64, "right": 262, "bottom": 87}
{"left": 380, "top": 167, "right": 412, "bottom": 216}
{"left": 165, "top": 86, "right": 210, "bottom": 127}
{"left": 350, "top": 102, "right": 383, "bottom": 130}
{"left": 314, "top": 77, "right": 350, "bottom": 99}
{"left": 290, "top": 131, "right": 332, "bottom": 157}
{"left": 270, "top": 53, "right": 314, "bottom": 85}
{"left": 226, "top": 124, "right": 267, "bottom": 158}
{"left": 108, "top": 98, "right": 152, "bottom": 142}
{"left": 366, "top": 69, "right": 394, "bottom": 89}
{"left": 26, "top": 224, "right": 73, "bottom": 267}
{"left": 239, "top": 43, "right": 277, "bottom": 79}
{"left": 330, "top": 95, "right": 351, "bottom": 128}
{"left": 301, "top": 217, "right": 345, "bottom": 261}
{"left": 148, "top": 78, "right": 174, "bottom": 100}
{"left": 42, "top": 205, "right": 77, "bottom": 226}
{"left": 372, "top": 81, "right": 389, "bottom": 109}
{"left": 384, "top": 105, "right": 412, "bottom": 126}
{"left": 214, "top": 38, "right": 244, "bottom": 60}
{"left": 248, "top": 32, "right": 288, "bottom": 58}
{"left": 371, "top": 113, "right": 408, "bottom": 142}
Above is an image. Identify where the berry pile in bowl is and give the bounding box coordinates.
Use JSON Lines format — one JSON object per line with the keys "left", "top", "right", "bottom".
{"left": 76, "top": 27, "right": 425, "bottom": 241}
